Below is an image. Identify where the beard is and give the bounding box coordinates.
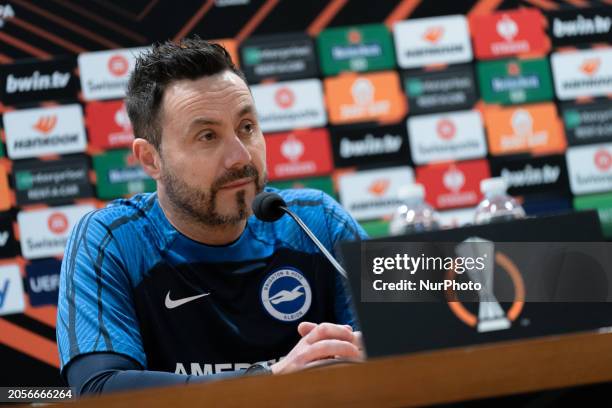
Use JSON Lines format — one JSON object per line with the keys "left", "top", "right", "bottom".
{"left": 159, "top": 160, "right": 266, "bottom": 227}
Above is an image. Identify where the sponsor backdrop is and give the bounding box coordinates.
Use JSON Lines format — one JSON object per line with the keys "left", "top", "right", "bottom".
{"left": 0, "top": 0, "right": 610, "bottom": 387}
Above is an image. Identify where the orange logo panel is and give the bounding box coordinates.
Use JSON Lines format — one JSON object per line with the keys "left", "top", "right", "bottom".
{"left": 324, "top": 71, "right": 407, "bottom": 125}
{"left": 211, "top": 38, "right": 239, "bottom": 67}
{"left": 484, "top": 103, "right": 566, "bottom": 156}
{"left": 0, "top": 165, "right": 11, "bottom": 211}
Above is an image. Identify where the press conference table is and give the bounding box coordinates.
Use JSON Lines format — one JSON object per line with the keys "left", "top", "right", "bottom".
{"left": 55, "top": 329, "right": 612, "bottom": 407}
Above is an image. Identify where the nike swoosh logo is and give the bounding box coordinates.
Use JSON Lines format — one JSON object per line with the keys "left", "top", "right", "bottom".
{"left": 165, "top": 291, "right": 210, "bottom": 309}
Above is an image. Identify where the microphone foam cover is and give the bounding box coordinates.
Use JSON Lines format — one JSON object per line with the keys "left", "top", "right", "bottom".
{"left": 252, "top": 192, "right": 286, "bottom": 222}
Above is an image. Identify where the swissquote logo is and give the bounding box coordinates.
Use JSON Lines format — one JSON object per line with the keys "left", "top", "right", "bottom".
{"left": 408, "top": 110, "right": 487, "bottom": 165}
{"left": 78, "top": 47, "right": 149, "bottom": 101}
{"left": 261, "top": 268, "right": 312, "bottom": 322}
{"left": 48, "top": 212, "right": 69, "bottom": 235}
{"left": 108, "top": 54, "right": 129, "bottom": 77}
{"left": 393, "top": 15, "right": 472, "bottom": 68}
{"left": 4, "top": 104, "right": 87, "bottom": 159}
{"left": 275, "top": 87, "right": 295, "bottom": 109}
{"left": 566, "top": 143, "right": 612, "bottom": 195}
{"left": 338, "top": 166, "right": 414, "bottom": 220}
{"left": 18, "top": 204, "right": 95, "bottom": 260}
{"left": 551, "top": 48, "right": 612, "bottom": 100}
{"left": 436, "top": 119, "right": 455, "bottom": 140}
{"left": 251, "top": 79, "right": 326, "bottom": 132}
{"left": 595, "top": 149, "right": 612, "bottom": 172}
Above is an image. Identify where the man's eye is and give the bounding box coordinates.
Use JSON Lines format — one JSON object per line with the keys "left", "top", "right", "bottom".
{"left": 198, "top": 132, "right": 215, "bottom": 141}
{"left": 241, "top": 122, "right": 256, "bottom": 134}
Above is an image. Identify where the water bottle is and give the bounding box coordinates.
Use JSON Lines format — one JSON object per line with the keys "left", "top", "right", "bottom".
{"left": 474, "top": 177, "right": 526, "bottom": 224}
{"left": 389, "top": 184, "right": 440, "bottom": 235}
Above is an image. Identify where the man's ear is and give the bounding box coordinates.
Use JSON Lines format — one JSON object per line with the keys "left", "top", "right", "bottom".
{"left": 133, "top": 138, "right": 161, "bottom": 180}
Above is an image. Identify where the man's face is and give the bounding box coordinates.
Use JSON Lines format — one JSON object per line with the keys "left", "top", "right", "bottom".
{"left": 156, "top": 70, "right": 266, "bottom": 226}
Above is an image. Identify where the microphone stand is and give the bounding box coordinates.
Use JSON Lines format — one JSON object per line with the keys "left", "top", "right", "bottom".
{"left": 279, "top": 205, "right": 348, "bottom": 279}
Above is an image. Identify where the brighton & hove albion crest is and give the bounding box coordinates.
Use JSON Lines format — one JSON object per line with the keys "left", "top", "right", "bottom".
{"left": 261, "top": 268, "right": 312, "bottom": 322}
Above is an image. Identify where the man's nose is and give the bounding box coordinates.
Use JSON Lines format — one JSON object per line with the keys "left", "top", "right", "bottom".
{"left": 223, "top": 134, "right": 252, "bottom": 169}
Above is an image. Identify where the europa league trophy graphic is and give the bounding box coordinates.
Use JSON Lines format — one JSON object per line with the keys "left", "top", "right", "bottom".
{"left": 456, "top": 238, "right": 511, "bottom": 333}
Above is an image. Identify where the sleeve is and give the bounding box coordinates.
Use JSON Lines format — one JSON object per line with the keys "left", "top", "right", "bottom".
{"left": 319, "top": 192, "right": 369, "bottom": 330}
{"left": 56, "top": 210, "right": 147, "bottom": 381}
{"left": 66, "top": 353, "right": 242, "bottom": 396}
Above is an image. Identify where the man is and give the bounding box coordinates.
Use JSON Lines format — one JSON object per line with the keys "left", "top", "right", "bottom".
{"left": 56, "top": 37, "right": 367, "bottom": 396}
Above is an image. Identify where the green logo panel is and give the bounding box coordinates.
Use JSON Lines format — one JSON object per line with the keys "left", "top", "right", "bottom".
{"left": 93, "top": 149, "right": 155, "bottom": 200}
{"left": 359, "top": 219, "right": 390, "bottom": 238}
{"left": 268, "top": 176, "right": 335, "bottom": 198}
{"left": 574, "top": 193, "right": 612, "bottom": 239}
{"left": 317, "top": 24, "right": 395, "bottom": 76}
{"left": 477, "top": 58, "right": 553, "bottom": 105}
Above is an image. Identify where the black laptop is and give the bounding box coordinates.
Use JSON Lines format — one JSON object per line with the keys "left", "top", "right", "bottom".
{"left": 340, "top": 210, "right": 612, "bottom": 358}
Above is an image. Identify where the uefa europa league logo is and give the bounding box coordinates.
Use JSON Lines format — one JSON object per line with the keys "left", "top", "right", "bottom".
{"left": 455, "top": 238, "right": 511, "bottom": 333}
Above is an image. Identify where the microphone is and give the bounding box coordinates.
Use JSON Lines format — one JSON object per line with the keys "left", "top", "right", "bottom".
{"left": 252, "top": 192, "right": 348, "bottom": 279}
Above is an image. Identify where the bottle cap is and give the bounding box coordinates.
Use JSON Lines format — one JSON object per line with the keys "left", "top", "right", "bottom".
{"left": 398, "top": 183, "right": 425, "bottom": 200}
{"left": 480, "top": 177, "right": 507, "bottom": 195}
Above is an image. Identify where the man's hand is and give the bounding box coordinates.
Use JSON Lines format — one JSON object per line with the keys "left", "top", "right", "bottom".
{"left": 270, "top": 322, "right": 365, "bottom": 375}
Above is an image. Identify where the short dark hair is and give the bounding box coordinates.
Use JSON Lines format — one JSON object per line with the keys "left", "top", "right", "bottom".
{"left": 125, "top": 36, "right": 246, "bottom": 150}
